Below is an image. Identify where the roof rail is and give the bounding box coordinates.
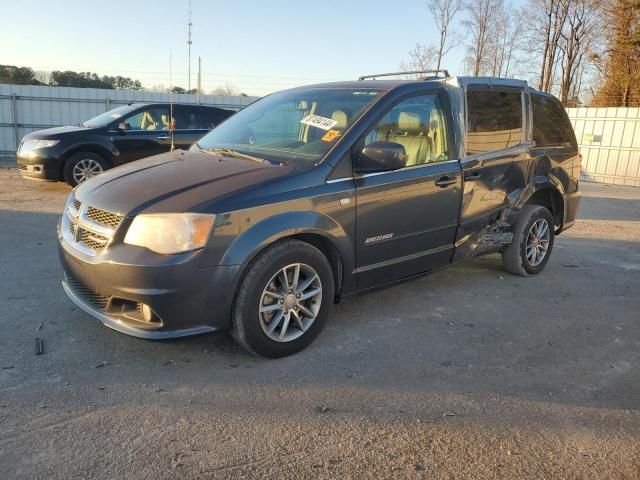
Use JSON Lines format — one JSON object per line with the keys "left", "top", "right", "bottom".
{"left": 358, "top": 70, "right": 450, "bottom": 81}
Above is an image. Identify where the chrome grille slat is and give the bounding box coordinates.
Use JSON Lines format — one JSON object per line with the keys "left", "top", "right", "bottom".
{"left": 62, "top": 196, "right": 122, "bottom": 256}
{"left": 87, "top": 206, "right": 123, "bottom": 229}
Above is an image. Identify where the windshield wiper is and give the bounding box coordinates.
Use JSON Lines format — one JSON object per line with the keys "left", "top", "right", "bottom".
{"left": 203, "top": 148, "right": 268, "bottom": 164}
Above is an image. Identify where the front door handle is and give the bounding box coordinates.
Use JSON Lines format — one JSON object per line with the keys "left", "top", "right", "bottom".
{"left": 464, "top": 171, "right": 481, "bottom": 181}
{"left": 435, "top": 176, "right": 457, "bottom": 188}
{"left": 156, "top": 135, "right": 171, "bottom": 140}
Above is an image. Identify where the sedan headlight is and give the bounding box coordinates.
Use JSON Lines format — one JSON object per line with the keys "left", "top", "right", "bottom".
{"left": 21, "top": 139, "right": 60, "bottom": 151}
{"left": 124, "top": 213, "right": 215, "bottom": 255}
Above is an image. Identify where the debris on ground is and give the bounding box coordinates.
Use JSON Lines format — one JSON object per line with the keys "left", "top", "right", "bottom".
{"left": 35, "top": 338, "right": 44, "bottom": 355}
{"left": 94, "top": 361, "right": 107, "bottom": 368}
{"left": 315, "top": 405, "right": 331, "bottom": 414}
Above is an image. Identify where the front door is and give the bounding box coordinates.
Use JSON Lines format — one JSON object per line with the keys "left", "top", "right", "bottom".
{"left": 110, "top": 106, "right": 171, "bottom": 164}
{"left": 355, "top": 93, "right": 462, "bottom": 290}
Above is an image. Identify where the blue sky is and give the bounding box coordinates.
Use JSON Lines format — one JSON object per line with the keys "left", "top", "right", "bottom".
{"left": 2, "top": 0, "right": 523, "bottom": 96}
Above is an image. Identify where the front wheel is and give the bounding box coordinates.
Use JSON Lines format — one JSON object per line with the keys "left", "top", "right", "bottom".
{"left": 501, "top": 204, "right": 555, "bottom": 276}
{"left": 231, "top": 240, "right": 334, "bottom": 358}
{"left": 63, "top": 152, "right": 108, "bottom": 187}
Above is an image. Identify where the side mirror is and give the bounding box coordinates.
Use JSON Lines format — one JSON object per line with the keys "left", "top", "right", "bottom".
{"left": 356, "top": 141, "right": 407, "bottom": 173}
{"left": 116, "top": 122, "right": 127, "bottom": 132}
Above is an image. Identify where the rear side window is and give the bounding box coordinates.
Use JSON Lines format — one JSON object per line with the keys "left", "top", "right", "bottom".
{"left": 532, "top": 94, "right": 577, "bottom": 147}
{"left": 466, "top": 89, "right": 522, "bottom": 155}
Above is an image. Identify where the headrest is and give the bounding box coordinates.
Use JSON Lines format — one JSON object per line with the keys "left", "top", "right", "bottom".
{"left": 398, "top": 111, "right": 422, "bottom": 132}
{"left": 331, "top": 110, "right": 348, "bottom": 129}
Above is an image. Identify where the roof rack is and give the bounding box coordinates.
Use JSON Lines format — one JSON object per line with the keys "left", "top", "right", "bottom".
{"left": 358, "top": 70, "right": 450, "bottom": 81}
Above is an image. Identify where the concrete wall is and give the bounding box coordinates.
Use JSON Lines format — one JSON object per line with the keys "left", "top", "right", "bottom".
{"left": 0, "top": 84, "right": 259, "bottom": 164}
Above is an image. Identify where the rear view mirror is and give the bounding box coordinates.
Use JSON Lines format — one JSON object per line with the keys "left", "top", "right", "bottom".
{"left": 356, "top": 141, "right": 407, "bottom": 173}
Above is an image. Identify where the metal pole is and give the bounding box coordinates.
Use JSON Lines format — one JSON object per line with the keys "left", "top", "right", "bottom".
{"left": 11, "top": 94, "right": 19, "bottom": 150}
{"left": 197, "top": 57, "right": 202, "bottom": 105}
{"left": 106, "top": 97, "right": 111, "bottom": 111}
{"left": 187, "top": 0, "right": 192, "bottom": 91}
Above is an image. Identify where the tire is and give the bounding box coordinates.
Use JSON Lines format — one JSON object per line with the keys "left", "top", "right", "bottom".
{"left": 501, "top": 204, "right": 555, "bottom": 276}
{"left": 63, "top": 152, "right": 108, "bottom": 187}
{"left": 231, "top": 239, "right": 335, "bottom": 358}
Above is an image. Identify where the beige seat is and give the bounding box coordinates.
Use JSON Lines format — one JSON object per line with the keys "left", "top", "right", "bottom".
{"left": 331, "top": 110, "right": 348, "bottom": 129}
{"left": 388, "top": 110, "right": 431, "bottom": 166}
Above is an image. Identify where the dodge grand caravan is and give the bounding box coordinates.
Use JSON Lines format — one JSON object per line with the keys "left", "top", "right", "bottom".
{"left": 58, "top": 71, "right": 581, "bottom": 357}
{"left": 18, "top": 102, "right": 233, "bottom": 186}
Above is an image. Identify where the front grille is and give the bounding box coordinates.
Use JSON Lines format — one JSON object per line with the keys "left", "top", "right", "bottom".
{"left": 66, "top": 274, "right": 109, "bottom": 310}
{"left": 80, "top": 229, "right": 109, "bottom": 251}
{"left": 87, "top": 206, "right": 123, "bottom": 229}
{"left": 63, "top": 196, "right": 122, "bottom": 255}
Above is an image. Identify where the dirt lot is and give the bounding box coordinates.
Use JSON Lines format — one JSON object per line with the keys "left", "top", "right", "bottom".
{"left": 0, "top": 169, "right": 639, "bottom": 479}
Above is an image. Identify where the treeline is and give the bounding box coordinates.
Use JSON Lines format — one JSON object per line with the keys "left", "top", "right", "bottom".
{"left": 403, "top": 0, "right": 640, "bottom": 106}
{"left": 0, "top": 65, "right": 143, "bottom": 90}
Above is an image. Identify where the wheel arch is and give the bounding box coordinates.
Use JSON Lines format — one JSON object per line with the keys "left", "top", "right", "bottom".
{"left": 521, "top": 177, "right": 565, "bottom": 231}
{"left": 219, "top": 211, "right": 354, "bottom": 302}
{"left": 58, "top": 144, "right": 114, "bottom": 180}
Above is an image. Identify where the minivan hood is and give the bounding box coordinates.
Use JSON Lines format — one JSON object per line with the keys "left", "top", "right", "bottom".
{"left": 74, "top": 149, "right": 293, "bottom": 215}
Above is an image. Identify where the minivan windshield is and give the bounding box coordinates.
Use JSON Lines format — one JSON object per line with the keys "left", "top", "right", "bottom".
{"left": 195, "top": 88, "right": 381, "bottom": 163}
{"left": 82, "top": 105, "right": 139, "bottom": 128}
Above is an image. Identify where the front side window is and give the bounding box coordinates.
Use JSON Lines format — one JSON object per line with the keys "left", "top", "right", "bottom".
{"left": 120, "top": 107, "right": 170, "bottom": 131}
{"left": 532, "top": 94, "right": 577, "bottom": 147}
{"left": 466, "top": 89, "right": 523, "bottom": 155}
{"left": 196, "top": 88, "right": 381, "bottom": 164}
{"left": 365, "top": 94, "right": 449, "bottom": 166}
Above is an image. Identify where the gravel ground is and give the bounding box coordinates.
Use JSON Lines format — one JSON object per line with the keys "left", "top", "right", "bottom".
{"left": 1, "top": 169, "right": 639, "bottom": 479}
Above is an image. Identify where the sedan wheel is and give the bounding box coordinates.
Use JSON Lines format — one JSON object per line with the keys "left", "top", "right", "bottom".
{"left": 72, "top": 158, "right": 104, "bottom": 184}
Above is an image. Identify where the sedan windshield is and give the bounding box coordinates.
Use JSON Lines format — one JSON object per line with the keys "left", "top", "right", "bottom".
{"left": 195, "top": 88, "right": 381, "bottom": 163}
{"left": 82, "top": 105, "right": 139, "bottom": 128}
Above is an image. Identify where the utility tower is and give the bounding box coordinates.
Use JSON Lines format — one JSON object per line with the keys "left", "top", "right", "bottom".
{"left": 187, "top": 0, "right": 193, "bottom": 91}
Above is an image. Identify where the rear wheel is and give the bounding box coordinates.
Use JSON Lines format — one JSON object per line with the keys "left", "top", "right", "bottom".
{"left": 501, "top": 204, "right": 555, "bottom": 276}
{"left": 231, "top": 240, "right": 334, "bottom": 358}
{"left": 63, "top": 152, "right": 108, "bottom": 186}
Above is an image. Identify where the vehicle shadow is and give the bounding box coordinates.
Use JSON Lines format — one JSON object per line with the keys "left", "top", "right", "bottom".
{"left": 1, "top": 209, "right": 639, "bottom": 414}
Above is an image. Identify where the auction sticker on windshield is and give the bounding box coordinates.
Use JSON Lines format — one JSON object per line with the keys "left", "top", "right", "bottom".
{"left": 300, "top": 114, "right": 337, "bottom": 131}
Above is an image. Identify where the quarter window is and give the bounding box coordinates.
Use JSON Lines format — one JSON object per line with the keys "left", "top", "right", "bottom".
{"left": 365, "top": 94, "right": 449, "bottom": 166}
{"left": 466, "top": 90, "right": 522, "bottom": 155}
{"left": 532, "top": 94, "right": 577, "bottom": 147}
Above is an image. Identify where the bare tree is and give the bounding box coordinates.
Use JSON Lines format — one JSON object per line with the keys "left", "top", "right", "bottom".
{"left": 463, "top": 0, "right": 504, "bottom": 76}
{"left": 428, "top": 0, "right": 464, "bottom": 70}
{"left": 211, "top": 83, "right": 238, "bottom": 96}
{"left": 558, "top": 0, "right": 602, "bottom": 104}
{"left": 400, "top": 43, "right": 439, "bottom": 76}
{"left": 485, "top": 3, "right": 525, "bottom": 78}
{"left": 536, "top": 0, "right": 571, "bottom": 92}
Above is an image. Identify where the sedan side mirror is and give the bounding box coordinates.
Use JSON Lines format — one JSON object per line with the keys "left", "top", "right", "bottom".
{"left": 356, "top": 141, "right": 407, "bottom": 173}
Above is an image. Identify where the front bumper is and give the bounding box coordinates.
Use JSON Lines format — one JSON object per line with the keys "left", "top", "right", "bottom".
{"left": 17, "top": 152, "right": 62, "bottom": 181}
{"left": 58, "top": 229, "right": 241, "bottom": 339}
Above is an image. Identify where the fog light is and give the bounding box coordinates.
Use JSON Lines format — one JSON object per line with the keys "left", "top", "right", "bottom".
{"left": 140, "top": 303, "right": 153, "bottom": 322}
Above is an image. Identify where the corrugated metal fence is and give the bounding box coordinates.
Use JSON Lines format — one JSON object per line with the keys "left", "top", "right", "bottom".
{"left": 0, "top": 84, "right": 259, "bottom": 164}
{"left": 566, "top": 107, "right": 640, "bottom": 187}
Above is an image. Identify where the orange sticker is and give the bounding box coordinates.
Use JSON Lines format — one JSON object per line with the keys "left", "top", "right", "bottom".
{"left": 321, "top": 129, "right": 341, "bottom": 142}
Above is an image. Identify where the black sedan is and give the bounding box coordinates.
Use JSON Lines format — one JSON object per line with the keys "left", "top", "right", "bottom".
{"left": 17, "top": 102, "right": 234, "bottom": 186}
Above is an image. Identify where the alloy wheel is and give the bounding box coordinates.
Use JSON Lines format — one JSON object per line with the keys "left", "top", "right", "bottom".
{"left": 259, "top": 263, "right": 322, "bottom": 342}
{"left": 72, "top": 159, "right": 103, "bottom": 184}
{"left": 525, "top": 218, "right": 551, "bottom": 266}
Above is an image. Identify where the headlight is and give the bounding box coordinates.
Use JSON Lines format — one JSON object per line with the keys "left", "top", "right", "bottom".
{"left": 21, "top": 139, "right": 60, "bottom": 150}
{"left": 124, "top": 213, "right": 215, "bottom": 255}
